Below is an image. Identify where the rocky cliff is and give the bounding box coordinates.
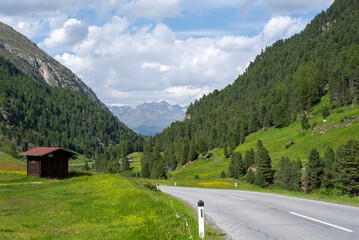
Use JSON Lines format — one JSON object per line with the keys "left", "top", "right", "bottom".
{"left": 0, "top": 21, "right": 104, "bottom": 108}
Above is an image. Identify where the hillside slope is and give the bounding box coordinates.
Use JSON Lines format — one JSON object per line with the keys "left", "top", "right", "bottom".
{"left": 153, "top": 0, "right": 359, "bottom": 155}
{"left": 0, "top": 56, "right": 140, "bottom": 156}
{"left": 0, "top": 21, "right": 104, "bottom": 108}
{"left": 168, "top": 103, "right": 359, "bottom": 180}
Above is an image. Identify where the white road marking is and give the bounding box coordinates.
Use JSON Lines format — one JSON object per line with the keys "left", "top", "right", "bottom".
{"left": 289, "top": 212, "right": 354, "bottom": 233}
{"left": 227, "top": 195, "right": 245, "bottom": 201}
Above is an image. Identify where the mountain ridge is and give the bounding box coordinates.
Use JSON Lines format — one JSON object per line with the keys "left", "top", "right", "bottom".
{"left": 109, "top": 101, "right": 187, "bottom": 136}
{"left": 0, "top": 21, "right": 105, "bottom": 108}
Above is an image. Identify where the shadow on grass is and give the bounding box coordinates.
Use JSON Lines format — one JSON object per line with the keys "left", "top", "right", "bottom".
{"left": 67, "top": 171, "right": 93, "bottom": 178}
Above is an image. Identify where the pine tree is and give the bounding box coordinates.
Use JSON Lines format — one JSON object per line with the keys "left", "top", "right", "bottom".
{"left": 292, "top": 158, "right": 302, "bottom": 190}
{"left": 321, "top": 106, "right": 330, "bottom": 119}
{"left": 256, "top": 140, "right": 273, "bottom": 187}
{"left": 223, "top": 143, "right": 230, "bottom": 158}
{"left": 307, "top": 148, "right": 323, "bottom": 191}
{"left": 220, "top": 171, "right": 226, "bottom": 178}
{"left": 246, "top": 168, "right": 255, "bottom": 184}
{"left": 334, "top": 140, "right": 359, "bottom": 196}
{"left": 179, "top": 139, "right": 189, "bottom": 165}
{"left": 141, "top": 162, "right": 150, "bottom": 178}
{"left": 121, "top": 157, "right": 130, "bottom": 172}
{"left": 244, "top": 148, "right": 255, "bottom": 171}
{"left": 188, "top": 140, "right": 198, "bottom": 161}
{"left": 324, "top": 146, "right": 335, "bottom": 168}
{"left": 141, "top": 144, "right": 152, "bottom": 178}
{"left": 276, "top": 157, "right": 293, "bottom": 190}
{"left": 301, "top": 115, "right": 311, "bottom": 130}
{"left": 197, "top": 138, "right": 208, "bottom": 155}
{"left": 150, "top": 147, "right": 166, "bottom": 179}
{"left": 228, "top": 152, "right": 245, "bottom": 179}
{"left": 322, "top": 146, "right": 335, "bottom": 189}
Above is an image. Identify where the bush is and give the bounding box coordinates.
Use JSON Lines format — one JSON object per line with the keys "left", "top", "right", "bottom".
{"left": 83, "top": 162, "right": 90, "bottom": 171}
{"left": 144, "top": 182, "right": 158, "bottom": 191}
{"left": 311, "top": 121, "right": 317, "bottom": 130}
{"left": 220, "top": 171, "right": 226, "bottom": 178}
{"left": 194, "top": 175, "right": 200, "bottom": 179}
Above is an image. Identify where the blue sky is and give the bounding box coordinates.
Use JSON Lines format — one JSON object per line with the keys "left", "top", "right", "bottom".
{"left": 0, "top": 0, "right": 334, "bottom": 107}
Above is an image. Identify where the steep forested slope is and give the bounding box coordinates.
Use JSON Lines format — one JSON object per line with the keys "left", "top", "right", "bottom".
{"left": 0, "top": 21, "right": 104, "bottom": 108}
{"left": 0, "top": 56, "right": 141, "bottom": 156}
{"left": 153, "top": 0, "right": 359, "bottom": 157}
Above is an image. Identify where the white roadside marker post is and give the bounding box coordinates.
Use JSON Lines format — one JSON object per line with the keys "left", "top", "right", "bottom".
{"left": 175, "top": 181, "right": 177, "bottom": 186}
{"left": 198, "top": 200, "right": 205, "bottom": 239}
{"left": 235, "top": 181, "right": 237, "bottom": 188}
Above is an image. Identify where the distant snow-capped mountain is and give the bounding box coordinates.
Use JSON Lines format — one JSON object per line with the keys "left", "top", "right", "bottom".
{"left": 109, "top": 101, "right": 187, "bottom": 136}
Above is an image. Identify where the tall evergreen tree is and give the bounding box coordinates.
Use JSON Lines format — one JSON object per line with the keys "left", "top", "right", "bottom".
{"left": 223, "top": 143, "right": 230, "bottom": 158}
{"left": 300, "top": 115, "right": 311, "bottom": 130}
{"left": 179, "top": 139, "right": 189, "bottom": 165}
{"left": 334, "top": 140, "right": 359, "bottom": 196}
{"left": 322, "top": 146, "right": 335, "bottom": 189}
{"left": 256, "top": 140, "right": 273, "bottom": 187}
{"left": 121, "top": 157, "right": 130, "bottom": 172}
{"left": 276, "top": 157, "right": 293, "bottom": 190}
{"left": 141, "top": 144, "right": 152, "bottom": 178}
{"left": 307, "top": 148, "right": 323, "bottom": 191}
{"left": 188, "top": 140, "right": 198, "bottom": 161}
{"left": 150, "top": 147, "right": 166, "bottom": 179}
{"left": 324, "top": 146, "right": 335, "bottom": 168}
{"left": 244, "top": 148, "right": 255, "bottom": 171}
{"left": 228, "top": 152, "right": 244, "bottom": 179}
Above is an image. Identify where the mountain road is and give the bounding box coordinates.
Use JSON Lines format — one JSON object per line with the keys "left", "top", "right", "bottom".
{"left": 160, "top": 186, "right": 359, "bottom": 240}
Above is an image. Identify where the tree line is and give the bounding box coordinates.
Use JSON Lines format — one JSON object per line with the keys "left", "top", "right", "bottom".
{"left": 227, "top": 139, "right": 359, "bottom": 196}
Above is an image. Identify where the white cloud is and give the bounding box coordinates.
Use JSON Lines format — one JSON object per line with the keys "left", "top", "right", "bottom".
{"left": 263, "top": 15, "right": 306, "bottom": 41}
{"left": 55, "top": 14, "right": 307, "bottom": 106}
{"left": 142, "top": 62, "right": 170, "bottom": 72}
{"left": 40, "top": 19, "right": 88, "bottom": 49}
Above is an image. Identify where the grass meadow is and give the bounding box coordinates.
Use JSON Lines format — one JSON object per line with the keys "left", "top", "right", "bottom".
{"left": 0, "top": 171, "right": 222, "bottom": 240}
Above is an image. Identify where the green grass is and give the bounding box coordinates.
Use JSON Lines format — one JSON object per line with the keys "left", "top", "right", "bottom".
{"left": 0, "top": 173, "right": 222, "bottom": 240}
{"left": 0, "top": 151, "right": 26, "bottom": 171}
{"left": 235, "top": 105, "right": 359, "bottom": 164}
{"left": 169, "top": 149, "right": 230, "bottom": 179}
{"left": 128, "top": 152, "right": 143, "bottom": 174}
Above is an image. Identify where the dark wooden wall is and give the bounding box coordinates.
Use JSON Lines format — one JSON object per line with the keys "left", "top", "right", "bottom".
{"left": 27, "top": 151, "right": 71, "bottom": 178}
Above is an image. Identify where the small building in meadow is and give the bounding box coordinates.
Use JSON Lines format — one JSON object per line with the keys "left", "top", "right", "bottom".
{"left": 20, "top": 147, "right": 76, "bottom": 178}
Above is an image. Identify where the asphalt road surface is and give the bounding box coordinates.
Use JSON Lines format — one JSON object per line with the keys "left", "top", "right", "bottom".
{"left": 160, "top": 186, "right": 359, "bottom": 240}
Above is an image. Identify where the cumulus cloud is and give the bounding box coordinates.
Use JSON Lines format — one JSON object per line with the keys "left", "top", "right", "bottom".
{"left": 40, "top": 19, "right": 88, "bottom": 49}
{"left": 55, "top": 14, "right": 307, "bottom": 106}
{"left": 263, "top": 15, "right": 306, "bottom": 40}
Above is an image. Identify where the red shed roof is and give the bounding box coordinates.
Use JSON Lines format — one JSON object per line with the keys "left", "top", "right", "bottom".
{"left": 20, "top": 147, "right": 76, "bottom": 157}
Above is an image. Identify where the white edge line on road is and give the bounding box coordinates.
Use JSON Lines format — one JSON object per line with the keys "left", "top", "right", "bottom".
{"left": 289, "top": 212, "right": 354, "bottom": 233}
{"left": 227, "top": 195, "right": 245, "bottom": 201}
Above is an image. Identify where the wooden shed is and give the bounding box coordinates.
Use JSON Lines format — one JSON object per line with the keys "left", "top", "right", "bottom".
{"left": 20, "top": 147, "right": 76, "bottom": 178}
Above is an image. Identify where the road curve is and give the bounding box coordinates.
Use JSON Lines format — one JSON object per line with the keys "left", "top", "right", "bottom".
{"left": 160, "top": 186, "right": 359, "bottom": 240}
